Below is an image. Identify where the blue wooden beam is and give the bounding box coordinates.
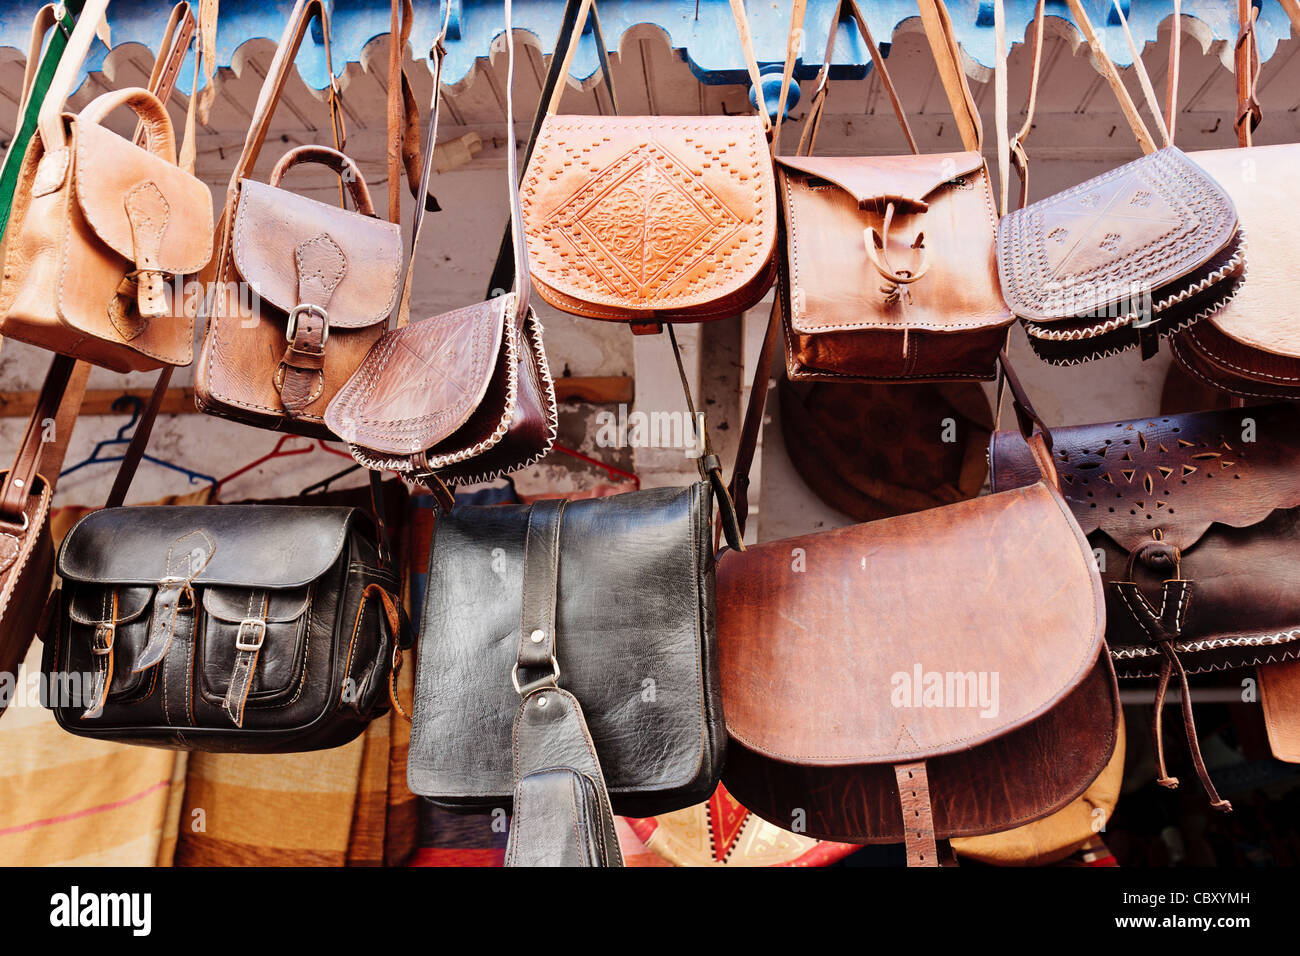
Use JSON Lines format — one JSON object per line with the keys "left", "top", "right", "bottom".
{"left": 0, "top": 1, "right": 1293, "bottom": 97}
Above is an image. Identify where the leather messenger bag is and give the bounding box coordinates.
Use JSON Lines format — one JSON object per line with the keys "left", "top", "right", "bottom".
{"left": 518, "top": 0, "right": 777, "bottom": 331}
{"left": 776, "top": 0, "right": 1012, "bottom": 383}
{"left": 997, "top": 0, "right": 1243, "bottom": 366}
{"left": 719, "top": 341, "right": 1118, "bottom": 865}
{"left": 194, "top": 0, "right": 403, "bottom": 438}
{"left": 325, "top": 5, "right": 556, "bottom": 487}
{"left": 0, "top": 1, "right": 213, "bottom": 373}
{"left": 1171, "top": 1, "right": 1300, "bottom": 400}
{"left": 990, "top": 395, "right": 1300, "bottom": 811}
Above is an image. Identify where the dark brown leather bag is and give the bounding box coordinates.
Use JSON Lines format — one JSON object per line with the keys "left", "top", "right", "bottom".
{"left": 1170, "top": 3, "right": 1300, "bottom": 399}
{"left": 777, "top": 0, "right": 1011, "bottom": 383}
{"left": 721, "top": 335, "right": 1118, "bottom": 864}
{"left": 989, "top": 395, "right": 1300, "bottom": 811}
{"left": 518, "top": 0, "right": 777, "bottom": 331}
{"left": 325, "top": 9, "right": 555, "bottom": 487}
{"left": 997, "top": 0, "right": 1243, "bottom": 365}
{"left": 194, "top": 0, "right": 402, "bottom": 438}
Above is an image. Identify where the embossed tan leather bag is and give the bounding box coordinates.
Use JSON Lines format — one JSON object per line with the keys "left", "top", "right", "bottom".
{"left": 0, "top": 2, "right": 213, "bottom": 374}
{"left": 325, "top": 7, "right": 556, "bottom": 487}
{"left": 194, "top": 0, "right": 402, "bottom": 438}
{"left": 719, "top": 349, "right": 1118, "bottom": 865}
{"left": 1171, "top": 2, "right": 1300, "bottom": 399}
{"left": 777, "top": 0, "right": 1012, "bottom": 382}
{"left": 519, "top": 0, "right": 777, "bottom": 331}
{"left": 997, "top": 0, "right": 1243, "bottom": 365}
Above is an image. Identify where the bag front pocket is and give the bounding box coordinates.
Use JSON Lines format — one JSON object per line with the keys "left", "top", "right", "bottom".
{"left": 196, "top": 586, "right": 311, "bottom": 716}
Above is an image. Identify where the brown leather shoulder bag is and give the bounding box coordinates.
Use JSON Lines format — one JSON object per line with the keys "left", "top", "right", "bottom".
{"left": 519, "top": 0, "right": 777, "bottom": 331}
{"left": 0, "top": 0, "right": 213, "bottom": 374}
{"left": 194, "top": 0, "right": 402, "bottom": 438}
{"left": 777, "top": 0, "right": 1012, "bottom": 383}
{"left": 325, "top": 6, "right": 556, "bottom": 487}
{"left": 997, "top": 0, "right": 1243, "bottom": 365}
{"left": 1171, "top": 1, "right": 1300, "bottom": 399}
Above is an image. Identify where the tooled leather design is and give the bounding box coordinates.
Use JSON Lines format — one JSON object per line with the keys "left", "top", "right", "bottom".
{"left": 998, "top": 147, "right": 1239, "bottom": 322}
{"left": 1040, "top": 405, "right": 1300, "bottom": 553}
{"left": 522, "top": 116, "right": 774, "bottom": 313}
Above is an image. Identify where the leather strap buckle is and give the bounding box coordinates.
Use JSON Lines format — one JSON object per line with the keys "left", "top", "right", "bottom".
{"left": 235, "top": 619, "right": 267, "bottom": 652}
{"left": 92, "top": 622, "right": 116, "bottom": 655}
{"left": 512, "top": 655, "right": 560, "bottom": 697}
{"left": 286, "top": 303, "right": 330, "bottom": 348}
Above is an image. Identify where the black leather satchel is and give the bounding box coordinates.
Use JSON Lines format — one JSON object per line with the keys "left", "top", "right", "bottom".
{"left": 40, "top": 377, "right": 407, "bottom": 753}
{"left": 407, "top": 483, "right": 726, "bottom": 867}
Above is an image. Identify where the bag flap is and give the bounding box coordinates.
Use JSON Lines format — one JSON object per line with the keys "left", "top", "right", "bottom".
{"left": 232, "top": 178, "right": 401, "bottom": 328}
{"left": 776, "top": 151, "right": 984, "bottom": 212}
{"left": 521, "top": 115, "right": 776, "bottom": 314}
{"left": 71, "top": 120, "right": 214, "bottom": 275}
{"left": 717, "top": 482, "right": 1104, "bottom": 765}
{"left": 68, "top": 585, "right": 153, "bottom": 626}
{"left": 324, "top": 295, "right": 509, "bottom": 455}
{"left": 990, "top": 404, "right": 1300, "bottom": 555}
{"left": 57, "top": 505, "right": 358, "bottom": 588}
{"left": 202, "top": 586, "right": 310, "bottom": 624}
{"left": 997, "top": 147, "right": 1239, "bottom": 322}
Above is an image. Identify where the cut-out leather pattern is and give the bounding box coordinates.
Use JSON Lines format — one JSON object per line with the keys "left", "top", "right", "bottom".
{"left": 522, "top": 116, "right": 775, "bottom": 314}
{"left": 998, "top": 147, "right": 1239, "bottom": 323}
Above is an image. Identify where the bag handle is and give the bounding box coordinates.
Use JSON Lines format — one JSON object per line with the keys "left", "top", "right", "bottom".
{"left": 18, "top": 3, "right": 63, "bottom": 115}
{"left": 915, "top": 0, "right": 983, "bottom": 153}
{"left": 78, "top": 88, "right": 177, "bottom": 162}
{"left": 270, "top": 145, "right": 378, "bottom": 216}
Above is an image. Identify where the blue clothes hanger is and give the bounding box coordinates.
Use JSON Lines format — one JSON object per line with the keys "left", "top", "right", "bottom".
{"left": 59, "top": 394, "right": 217, "bottom": 488}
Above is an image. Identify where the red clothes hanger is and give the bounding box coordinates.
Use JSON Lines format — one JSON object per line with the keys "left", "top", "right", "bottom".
{"left": 213, "top": 435, "right": 354, "bottom": 497}
{"left": 550, "top": 443, "right": 640, "bottom": 490}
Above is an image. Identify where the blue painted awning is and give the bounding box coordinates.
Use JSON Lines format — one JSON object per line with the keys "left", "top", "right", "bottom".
{"left": 1, "top": 0, "right": 1293, "bottom": 96}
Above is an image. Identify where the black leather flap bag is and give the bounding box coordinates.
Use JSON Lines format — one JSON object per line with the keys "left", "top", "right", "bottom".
{"left": 44, "top": 504, "right": 406, "bottom": 753}
{"left": 408, "top": 483, "right": 725, "bottom": 861}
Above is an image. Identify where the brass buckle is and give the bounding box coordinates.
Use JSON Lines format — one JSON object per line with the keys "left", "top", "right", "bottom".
{"left": 235, "top": 619, "right": 267, "bottom": 653}
{"left": 511, "top": 655, "right": 560, "bottom": 697}
{"left": 286, "top": 303, "right": 330, "bottom": 348}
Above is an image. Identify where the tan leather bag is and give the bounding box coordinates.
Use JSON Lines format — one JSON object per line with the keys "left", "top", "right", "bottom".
{"left": 194, "top": 0, "right": 402, "bottom": 438}
{"left": 1171, "top": 1, "right": 1300, "bottom": 399}
{"left": 519, "top": 0, "right": 777, "bottom": 331}
{"left": 0, "top": 3, "right": 213, "bottom": 374}
{"left": 326, "top": 2, "right": 556, "bottom": 487}
{"left": 777, "top": 0, "right": 1011, "bottom": 382}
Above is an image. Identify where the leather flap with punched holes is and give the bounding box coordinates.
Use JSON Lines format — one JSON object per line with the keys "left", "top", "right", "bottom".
{"left": 990, "top": 404, "right": 1300, "bottom": 555}
{"left": 72, "top": 120, "right": 213, "bottom": 275}
{"left": 777, "top": 151, "right": 984, "bottom": 213}
{"left": 58, "top": 506, "right": 360, "bottom": 589}
{"left": 997, "top": 147, "right": 1239, "bottom": 323}
{"left": 232, "top": 179, "right": 401, "bottom": 328}
{"left": 325, "top": 295, "right": 510, "bottom": 455}
{"left": 521, "top": 115, "right": 776, "bottom": 312}
{"left": 718, "top": 482, "right": 1104, "bottom": 765}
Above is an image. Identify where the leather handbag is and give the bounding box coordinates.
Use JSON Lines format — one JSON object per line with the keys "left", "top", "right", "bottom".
{"left": 988, "top": 394, "right": 1300, "bottom": 811}
{"left": 721, "top": 338, "right": 1118, "bottom": 864}
{"left": 194, "top": 0, "right": 403, "bottom": 438}
{"left": 325, "top": 6, "right": 556, "bottom": 487}
{"left": 407, "top": 483, "right": 728, "bottom": 867}
{"left": 39, "top": 370, "right": 407, "bottom": 751}
{"left": 518, "top": 0, "right": 777, "bottom": 332}
{"left": 1171, "top": 2, "right": 1300, "bottom": 399}
{"left": 776, "top": 0, "right": 1012, "bottom": 382}
{"left": 0, "top": 3, "right": 213, "bottom": 373}
{"left": 996, "top": 0, "right": 1244, "bottom": 366}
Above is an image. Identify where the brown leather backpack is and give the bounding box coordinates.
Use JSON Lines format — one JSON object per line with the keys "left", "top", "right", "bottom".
{"left": 194, "top": 0, "right": 402, "bottom": 438}
{"left": 776, "top": 0, "right": 1012, "bottom": 383}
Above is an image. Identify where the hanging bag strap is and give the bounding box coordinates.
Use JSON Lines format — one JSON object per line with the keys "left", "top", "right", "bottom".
{"left": 1234, "top": 0, "right": 1261, "bottom": 147}
{"left": 915, "top": 0, "right": 983, "bottom": 153}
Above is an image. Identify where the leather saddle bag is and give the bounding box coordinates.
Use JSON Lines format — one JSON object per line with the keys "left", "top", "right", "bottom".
{"left": 407, "top": 483, "right": 727, "bottom": 866}
{"left": 194, "top": 0, "right": 402, "bottom": 438}
{"left": 777, "top": 0, "right": 1011, "bottom": 382}
{"left": 43, "top": 503, "right": 405, "bottom": 752}
{"left": 519, "top": 0, "right": 776, "bottom": 330}
{"left": 990, "top": 398, "right": 1300, "bottom": 810}
{"left": 997, "top": 0, "right": 1243, "bottom": 366}
{"left": 0, "top": 84, "right": 213, "bottom": 373}
{"left": 325, "top": 10, "right": 555, "bottom": 487}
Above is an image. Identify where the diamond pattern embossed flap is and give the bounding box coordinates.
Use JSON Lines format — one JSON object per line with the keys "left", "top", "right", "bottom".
{"left": 521, "top": 115, "right": 777, "bottom": 323}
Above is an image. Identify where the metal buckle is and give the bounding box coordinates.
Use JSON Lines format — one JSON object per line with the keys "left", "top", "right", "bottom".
{"left": 235, "top": 619, "right": 266, "bottom": 652}
{"left": 92, "top": 623, "right": 115, "bottom": 655}
{"left": 286, "top": 303, "right": 330, "bottom": 348}
{"left": 158, "top": 576, "right": 196, "bottom": 610}
{"left": 511, "top": 655, "right": 560, "bottom": 697}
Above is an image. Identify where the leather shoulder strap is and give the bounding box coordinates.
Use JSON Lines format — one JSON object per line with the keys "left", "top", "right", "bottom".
{"left": 1234, "top": 0, "right": 1260, "bottom": 147}
{"left": 916, "top": 0, "right": 982, "bottom": 152}
{"left": 35, "top": 0, "right": 111, "bottom": 147}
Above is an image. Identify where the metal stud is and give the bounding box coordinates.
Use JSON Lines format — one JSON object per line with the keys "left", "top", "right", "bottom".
{"left": 529, "top": 628, "right": 545, "bottom": 644}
